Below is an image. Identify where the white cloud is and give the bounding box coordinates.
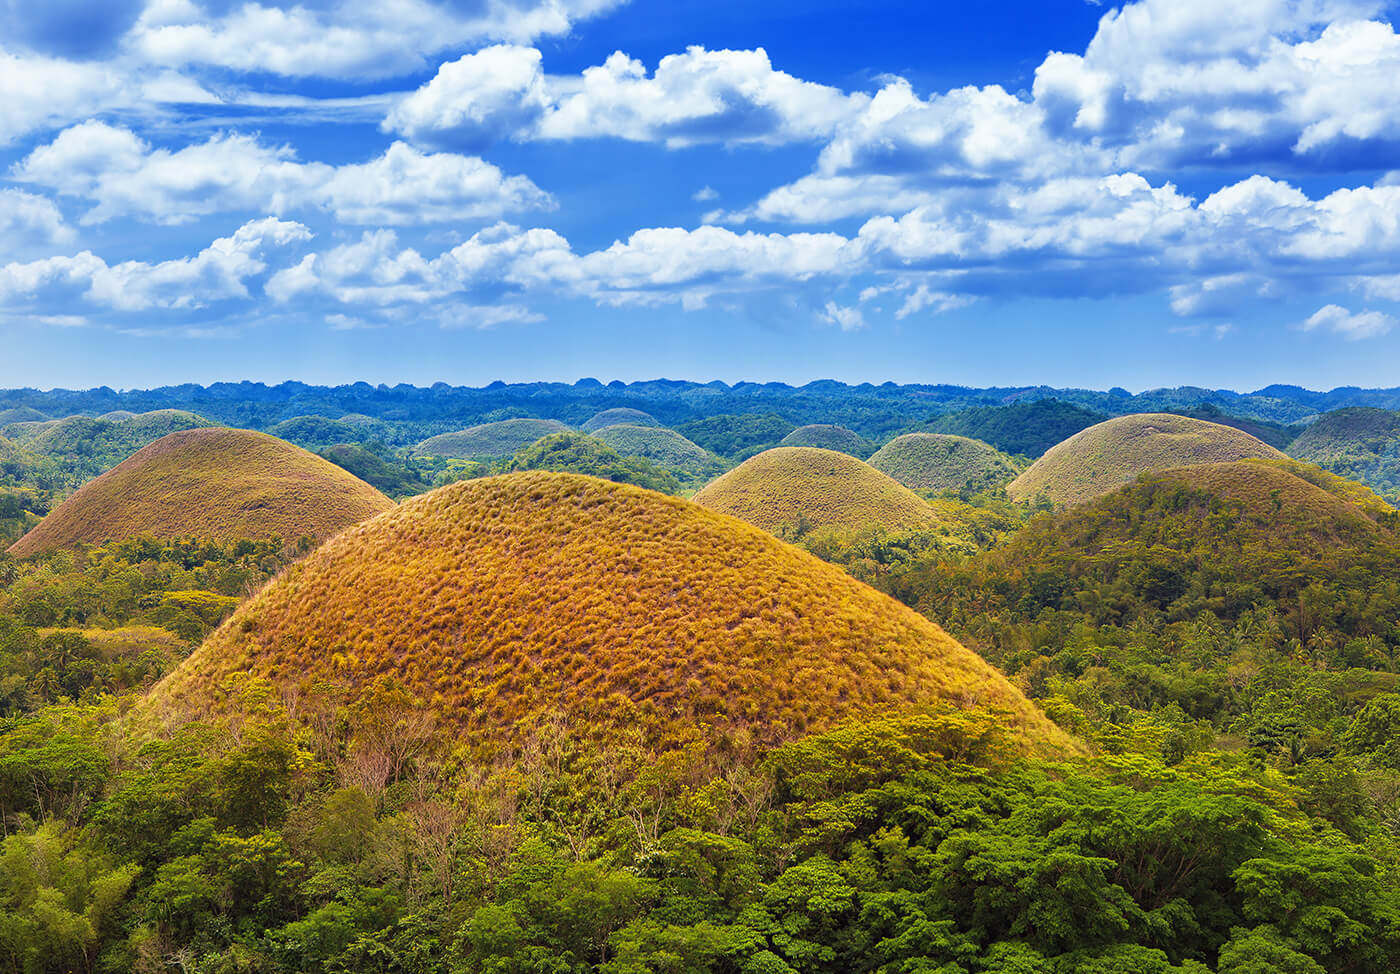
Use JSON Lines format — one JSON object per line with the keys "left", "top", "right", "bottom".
{"left": 819, "top": 300, "right": 864, "bottom": 331}
{"left": 15, "top": 122, "right": 552, "bottom": 225}
{"left": 894, "top": 284, "right": 974, "bottom": 319}
{"left": 0, "top": 49, "right": 135, "bottom": 145}
{"left": 692, "top": 185, "right": 718, "bottom": 202}
{"left": 0, "top": 189, "right": 74, "bottom": 251}
{"left": 386, "top": 44, "right": 865, "bottom": 149}
{"left": 1302, "top": 303, "right": 1396, "bottom": 339}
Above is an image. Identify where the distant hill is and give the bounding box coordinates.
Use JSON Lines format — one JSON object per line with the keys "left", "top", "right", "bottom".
{"left": 580, "top": 408, "right": 660, "bottom": 432}
{"left": 9, "top": 428, "right": 394, "bottom": 558}
{"left": 780, "top": 424, "right": 875, "bottom": 458}
{"left": 150, "top": 472, "right": 1068, "bottom": 753}
{"left": 412, "top": 418, "right": 570, "bottom": 459}
{"left": 2, "top": 409, "right": 217, "bottom": 487}
{"left": 318, "top": 444, "right": 427, "bottom": 499}
{"left": 1171, "top": 405, "right": 1300, "bottom": 450}
{"left": 1007, "top": 413, "right": 1287, "bottom": 508}
{"left": 676, "top": 413, "right": 795, "bottom": 460}
{"left": 693, "top": 447, "right": 943, "bottom": 537}
{"left": 0, "top": 407, "right": 47, "bottom": 424}
{"left": 868, "top": 433, "right": 1022, "bottom": 493}
{"left": 1288, "top": 408, "right": 1400, "bottom": 503}
{"left": 507, "top": 432, "right": 680, "bottom": 494}
{"left": 269, "top": 414, "right": 395, "bottom": 449}
{"left": 922, "top": 400, "right": 1107, "bottom": 457}
{"left": 592, "top": 424, "right": 718, "bottom": 477}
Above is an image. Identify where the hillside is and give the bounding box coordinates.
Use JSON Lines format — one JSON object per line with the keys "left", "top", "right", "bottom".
{"left": 150, "top": 472, "right": 1066, "bottom": 752}
{"left": 0, "top": 407, "right": 46, "bottom": 424}
{"left": 676, "top": 412, "right": 795, "bottom": 460}
{"left": 580, "top": 407, "right": 659, "bottom": 432}
{"left": 1006, "top": 413, "right": 1286, "bottom": 507}
{"left": 779, "top": 424, "right": 874, "bottom": 457}
{"left": 591, "top": 424, "right": 718, "bottom": 476}
{"left": 318, "top": 443, "right": 427, "bottom": 498}
{"left": 412, "top": 418, "right": 569, "bottom": 459}
{"left": 8, "top": 428, "right": 394, "bottom": 557}
{"left": 269, "top": 414, "right": 396, "bottom": 449}
{"left": 7, "top": 409, "right": 214, "bottom": 457}
{"left": 868, "top": 433, "right": 1021, "bottom": 492}
{"left": 692, "top": 447, "right": 944, "bottom": 536}
{"left": 1288, "top": 407, "right": 1400, "bottom": 502}
{"left": 923, "top": 400, "right": 1107, "bottom": 457}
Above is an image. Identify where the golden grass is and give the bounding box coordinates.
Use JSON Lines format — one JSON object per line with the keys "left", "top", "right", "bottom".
{"left": 692, "top": 447, "right": 945, "bottom": 535}
{"left": 1006, "top": 413, "right": 1286, "bottom": 508}
{"left": 1154, "top": 459, "right": 1393, "bottom": 534}
{"left": 868, "top": 433, "right": 1022, "bottom": 492}
{"left": 149, "top": 472, "right": 1069, "bottom": 754}
{"left": 412, "top": 418, "right": 570, "bottom": 459}
{"left": 779, "top": 424, "right": 873, "bottom": 457}
{"left": 580, "top": 407, "right": 660, "bottom": 432}
{"left": 8, "top": 428, "right": 395, "bottom": 558}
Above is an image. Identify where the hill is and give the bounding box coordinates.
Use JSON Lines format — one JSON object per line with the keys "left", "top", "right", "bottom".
{"left": 1006, "top": 413, "right": 1286, "bottom": 507}
{"left": 579, "top": 407, "right": 659, "bottom": 432}
{"left": 868, "top": 433, "right": 1021, "bottom": 493}
{"left": 318, "top": 444, "right": 427, "bottom": 498}
{"left": 2, "top": 410, "right": 217, "bottom": 488}
{"left": 692, "top": 447, "right": 944, "bottom": 536}
{"left": 269, "top": 414, "right": 396, "bottom": 449}
{"left": 1288, "top": 407, "right": 1400, "bottom": 502}
{"left": 1172, "top": 405, "right": 1299, "bottom": 450}
{"left": 0, "top": 407, "right": 47, "bottom": 424}
{"left": 507, "top": 432, "right": 680, "bottom": 494}
{"left": 676, "top": 413, "right": 795, "bottom": 460}
{"left": 412, "top": 418, "right": 569, "bottom": 459}
{"left": 591, "top": 424, "right": 718, "bottom": 477}
{"left": 8, "top": 428, "right": 394, "bottom": 558}
{"left": 779, "top": 424, "right": 874, "bottom": 457}
{"left": 923, "top": 400, "right": 1107, "bottom": 457}
{"left": 150, "top": 472, "right": 1067, "bottom": 752}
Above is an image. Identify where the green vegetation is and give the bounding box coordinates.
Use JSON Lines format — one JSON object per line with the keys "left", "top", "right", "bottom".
{"left": 507, "top": 432, "right": 682, "bottom": 493}
{"left": 676, "top": 412, "right": 796, "bottom": 460}
{"left": 412, "top": 418, "right": 570, "bottom": 460}
{"left": 2, "top": 410, "right": 216, "bottom": 488}
{"left": 153, "top": 471, "right": 1065, "bottom": 754}
{"left": 270, "top": 414, "right": 396, "bottom": 449}
{"left": 868, "top": 432, "right": 1022, "bottom": 492}
{"left": 0, "top": 407, "right": 47, "bottom": 424}
{"left": 9, "top": 428, "right": 395, "bottom": 558}
{"left": 693, "top": 447, "right": 946, "bottom": 537}
{"left": 591, "top": 425, "right": 724, "bottom": 486}
{"left": 923, "top": 399, "right": 1108, "bottom": 456}
{"left": 1172, "top": 404, "right": 1301, "bottom": 450}
{"left": 779, "top": 424, "right": 875, "bottom": 458}
{"left": 1008, "top": 413, "right": 1287, "bottom": 507}
{"left": 1289, "top": 407, "right": 1400, "bottom": 503}
{"left": 318, "top": 444, "right": 428, "bottom": 499}
{"left": 580, "top": 407, "right": 660, "bottom": 432}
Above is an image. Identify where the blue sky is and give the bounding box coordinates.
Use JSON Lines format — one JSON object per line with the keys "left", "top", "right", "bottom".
{"left": 2, "top": 0, "right": 1400, "bottom": 391}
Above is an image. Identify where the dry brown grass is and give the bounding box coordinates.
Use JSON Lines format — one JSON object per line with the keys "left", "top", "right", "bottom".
{"left": 1006, "top": 413, "right": 1286, "bottom": 508}
{"left": 8, "top": 427, "right": 395, "bottom": 557}
{"left": 148, "top": 472, "right": 1069, "bottom": 755}
{"left": 692, "top": 447, "right": 945, "bottom": 535}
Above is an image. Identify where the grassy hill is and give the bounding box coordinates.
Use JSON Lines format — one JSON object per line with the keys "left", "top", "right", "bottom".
{"left": 150, "top": 472, "right": 1067, "bottom": 753}
{"left": 507, "top": 432, "right": 681, "bottom": 493}
{"left": 580, "top": 407, "right": 659, "bottom": 432}
{"left": 412, "top": 418, "right": 569, "bottom": 459}
{"left": 318, "top": 444, "right": 427, "bottom": 498}
{"left": 693, "top": 447, "right": 945, "bottom": 537}
{"left": 9, "top": 428, "right": 394, "bottom": 558}
{"left": 779, "top": 424, "right": 874, "bottom": 457}
{"left": 868, "top": 433, "right": 1022, "bottom": 492}
{"left": 1007, "top": 413, "right": 1286, "bottom": 507}
{"left": 676, "top": 413, "right": 796, "bottom": 460}
{"left": 923, "top": 400, "right": 1107, "bottom": 457}
{"left": 1288, "top": 407, "right": 1400, "bottom": 503}
{"left": 592, "top": 424, "right": 719, "bottom": 477}
{"left": 1, "top": 409, "right": 217, "bottom": 488}
{"left": 0, "top": 407, "right": 47, "bottom": 424}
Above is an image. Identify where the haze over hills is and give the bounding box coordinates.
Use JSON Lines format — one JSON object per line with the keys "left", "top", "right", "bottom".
{"left": 693, "top": 447, "right": 945, "bottom": 536}
{"left": 869, "top": 433, "right": 1022, "bottom": 493}
{"left": 1007, "top": 413, "right": 1287, "bottom": 508}
{"left": 150, "top": 472, "right": 1068, "bottom": 753}
{"left": 8, "top": 428, "right": 395, "bottom": 558}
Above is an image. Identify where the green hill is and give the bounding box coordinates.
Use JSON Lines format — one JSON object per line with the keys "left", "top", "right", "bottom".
{"left": 318, "top": 444, "right": 427, "bottom": 499}
{"left": 507, "top": 432, "right": 680, "bottom": 493}
{"left": 2, "top": 410, "right": 217, "bottom": 487}
{"left": 868, "top": 433, "right": 1022, "bottom": 492}
{"left": 1007, "top": 413, "right": 1286, "bottom": 507}
{"left": 1288, "top": 407, "right": 1400, "bottom": 503}
{"left": 0, "top": 407, "right": 47, "bottom": 424}
{"left": 675, "top": 413, "right": 795, "bottom": 460}
{"left": 592, "top": 424, "right": 718, "bottom": 478}
{"left": 150, "top": 472, "right": 1068, "bottom": 754}
{"left": 269, "top": 414, "right": 395, "bottom": 449}
{"left": 9, "top": 428, "right": 395, "bottom": 558}
{"left": 779, "top": 424, "right": 875, "bottom": 457}
{"left": 412, "top": 419, "right": 570, "bottom": 459}
{"left": 923, "top": 400, "right": 1107, "bottom": 457}
{"left": 580, "top": 408, "right": 660, "bottom": 433}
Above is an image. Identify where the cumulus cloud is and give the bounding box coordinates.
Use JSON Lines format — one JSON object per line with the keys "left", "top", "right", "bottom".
{"left": 386, "top": 44, "right": 864, "bottom": 149}
{"left": 819, "top": 301, "right": 864, "bottom": 331}
{"left": 1302, "top": 303, "right": 1396, "bottom": 339}
{"left": 0, "top": 189, "right": 75, "bottom": 252}
{"left": 15, "top": 122, "right": 552, "bottom": 225}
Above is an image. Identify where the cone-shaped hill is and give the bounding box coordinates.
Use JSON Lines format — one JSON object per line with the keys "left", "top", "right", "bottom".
{"left": 869, "top": 433, "right": 1021, "bottom": 492}
{"left": 780, "top": 424, "right": 874, "bottom": 457}
{"left": 150, "top": 472, "right": 1067, "bottom": 753}
{"left": 8, "top": 428, "right": 394, "bottom": 558}
{"left": 413, "top": 418, "right": 569, "bottom": 459}
{"left": 581, "top": 407, "right": 660, "bottom": 432}
{"left": 1007, "top": 413, "right": 1286, "bottom": 508}
{"left": 592, "top": 424, "right": 716, "bottom": 474}
{"left": 693, "top": 447, "right": 943, "bottom": 535}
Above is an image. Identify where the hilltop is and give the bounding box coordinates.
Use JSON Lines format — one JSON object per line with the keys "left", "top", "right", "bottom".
{"left": 580, "top": 407, "right": 660, "bottom": 432}
{"left": 412, "top": 418, "right": 569, "bottom": 459}
{"left": 868, "top": 433, "right": 1021, "bottom": 493}
{"left": 922, "top": 400, "right": 1106, "bottom": 457}
{"left": 1288, "top": 407, "right": 1400, "bottom": 502}
{"left": 9, "top": 428, "right": 394, "bottom": 557}
{"left": 779, "top": 424, "right": 874, "bottom": 457}
{"left": 693, "top": 447, "right": 944, "bottom": 536}
{"left": 1006, "top": 413, "right": 1286, "bottom": 507}
{"left": 150, "top": 472, "right": 1067, "bottom": 752}
{"left": 591, "top": 424, "right": 718, "bottom": 478}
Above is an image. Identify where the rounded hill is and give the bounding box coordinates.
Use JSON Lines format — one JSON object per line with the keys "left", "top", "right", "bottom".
{"left": 580, "top": 408, "right": 660, "bottom": 433}
{"left": 1288, "top": 408, "right": 1400, "bottom": 502}
{"left": 150, "top": 472, "right": 1066, "bottom": 752}
{"left": 8, "top": 428, "right": 395, "bottom": 558}
{"left": 12, "top": 409, "right": 214, "bottom": 457}
{"left": 1006, "top": 413, "right": 1286, "bottom": 508}
{"left": 869, "top": 433, "right": 1021, "bottom": 492}
{"left": 592, "top": 424, "right": 716, "bottom": 474}
{"left": 412, "top": 418, "right": 569, "bottom": 459}
{"left": 0, "top": 407, "right": 48, "bottom": 425}
{"left": 779, "top": 424, "right": 874, "bottom": 457}
{"left": 692, "top": 447, "right": 943, "bottom": 535}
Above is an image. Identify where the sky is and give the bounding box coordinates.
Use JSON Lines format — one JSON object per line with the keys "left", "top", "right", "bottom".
{"left": 2, "top": 0, "right": 1400, "bottom": 391}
